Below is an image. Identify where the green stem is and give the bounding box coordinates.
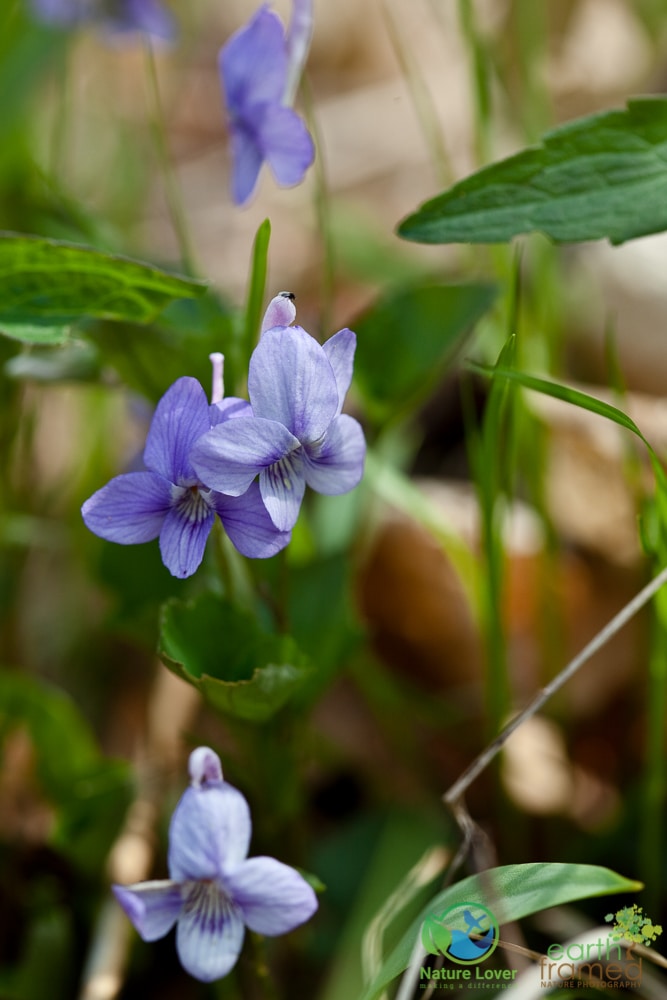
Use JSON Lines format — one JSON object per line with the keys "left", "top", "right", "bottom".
{"left": 301, "top": 77, "right": 335, "bottom": 339}
{"left": 382, "top": 0, "right": 452, "bottom": 188}
{"left": 245, "top": 933, "right": 281, "bottom": 1000}
{"left": 50, "top": 45, "right": 71, "bottom": 182}
{"left": 513, "top": 0, "right": 551, "bottom": 142}
{"left": 242, "top": 218, "right": 271, "bottom": 368}
{"left": 143, "top": 43, "right": 197, "bottom": 275}
{"left": 640, "top": 585, "right": 667, "bottom": 913}
{"left": 457, "top": 0, "right": 493, "bottom": 164}
{"left": 213, "top": 522, "right": 236, "bottom": 601}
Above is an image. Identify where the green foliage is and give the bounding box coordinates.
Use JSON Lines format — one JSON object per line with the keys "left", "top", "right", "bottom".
{"left": 159, "top": 593, "right": 311, "bottom": 722}
{"left": 0, "top": 672, "right": 132, "bottom": 873}
{"left": 360, "top": 864, "right": 642, "bottom": 1000}
{"left": 242, "top": 218, "right": 271, "bottom": 365}
{"left": 0, "top": 12, "right": 65, "bottom": 141}
{"left": 352, "top": 281, "right": 496, "bottom": 422}
{"left": 0, "top": 233, "right": 207, "bottom": 345}
{"left": 471, "top": 363, "right": 667, "bottom": 493}
{"left": 398, "top": 98, "right": 667, "bottom": 246}
{"left": 89, "top": 291, "right": 237, "bottom": 403}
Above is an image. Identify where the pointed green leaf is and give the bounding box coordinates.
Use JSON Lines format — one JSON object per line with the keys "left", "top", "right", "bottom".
{"left": 471, "top": 363, "right": 667, "bottom": 490}
{"left": 360, "top": 863, "right": 642, "bottom": 1000}
{"left": 243, "top": 218, "right": 271, "bottom": 364}
{"left": 159, "top": 594, "right": 311, "bottom": 722}
{"left": 0, "top": 233, "right": 207, "bottom": 344}
{"left": 353, "top": 281, "right": 496, "bottom": 420}
{"left": 398, "top": 98, "right": 667, "bottom": 246}
{"left": 470, "top": 365, "right": 645, "bottom": 439}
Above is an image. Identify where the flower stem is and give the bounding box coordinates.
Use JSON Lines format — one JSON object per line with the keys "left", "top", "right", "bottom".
{"left": 143, "top": 42, "right": 198, "bottom": 275}
{"left": 246, "top": 933, "right": 281, "bottom": 1000}
{"left": 301, "top": 78, "right": 335, "bottom": 340}
{"left": 457, "top": 0, "right": 493, "bottom": 165}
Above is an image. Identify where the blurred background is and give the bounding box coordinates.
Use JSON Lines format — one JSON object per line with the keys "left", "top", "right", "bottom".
{"left": 4, "top": 0, "right": 667, "bottom": 997}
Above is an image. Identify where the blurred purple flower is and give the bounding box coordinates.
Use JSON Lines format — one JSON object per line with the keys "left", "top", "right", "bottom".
{"left": 113, "top": 747, "right": 318, "bottom": 982}
{"left": 191, "top": 299, "right": 366, "bottom": 532}
{"left": 81, "top": 377, "right": 290, "bottom": 578}
{"left": 219, "top": 2, "right": 315, "bottom": 205}
{"left": 29, "top": 0, "right": 176, "bottom": 43}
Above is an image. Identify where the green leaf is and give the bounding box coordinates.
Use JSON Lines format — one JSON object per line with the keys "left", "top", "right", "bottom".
{"left": 242, "top": 219, "right": 271, "bottom": 365}
{"left": 0, "top": 671, "right": 132, "bottom": 873}
{"left": 360, "top": 863, "right": 642, "bottom": 1000}
{"left": 470, "top": 365, "right": 645, "bottom": 439}
{"left": 0, "top": 233, "right": 207, "bottom": 344}
{"left": 353, "top": 281, "right": 496, "bottom": 420}
{"left": 159, "top": 593, "right": 310, "bottom": 722}
{"left": 0, "top": 319, "right": 71, "bottom": 345}
{"left": 90, "top": 291, "right": 237, "bottom": 403}
{"left": 398, "top": 97, "right": 667, "bottom": 246}
{"left": 475, "top": 362, "right": 667, "bottom": 480}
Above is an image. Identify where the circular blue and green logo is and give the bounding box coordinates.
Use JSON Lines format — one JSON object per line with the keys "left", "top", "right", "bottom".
{"left": 421, "top": 902, "right": 499, "bottom": 965}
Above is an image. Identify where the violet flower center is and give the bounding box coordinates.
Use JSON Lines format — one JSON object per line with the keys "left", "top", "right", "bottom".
{"left": 269, "top": 449, "right": 302, "bottom": 491}
{"left": 171, "top": 484, "right": 214, "bottom": 524}
{"left": 182, "top": 879, "right": 238, "bottom": 926}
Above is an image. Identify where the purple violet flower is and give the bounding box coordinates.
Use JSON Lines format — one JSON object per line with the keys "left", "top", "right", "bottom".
{"left": 219, "top": 2, "right": 315, "bottom": 205}
{"left": 29, "top": 0, "right": 176, "bottom": 43}
{"left": 190, "top": 296, "right": 366, "bottom": 532}
{"left": 81, "top": 376, "right": 290, "bottom": 578}
{"left": 113, "top": 747, "right": 318, "bottom": 982}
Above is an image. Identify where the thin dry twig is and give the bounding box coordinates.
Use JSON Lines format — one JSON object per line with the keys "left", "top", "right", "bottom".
{"left": 444, "top": 562, "right": 667, "bottom": 808}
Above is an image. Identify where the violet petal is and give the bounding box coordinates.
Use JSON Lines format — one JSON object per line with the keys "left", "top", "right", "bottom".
{"left": 189, "top": 747, "right": 223, "bottom": 787}
{"left": 210, "top": 397, "right": 253, "bottom": 426}
{"left": 213, "top": 482, "right": 292, "bottom": 558}
{"left": 248, "top": 326, "right": 339, "bottom": 440}
{"left": 158, "top": 503, "right": 215, "bottom": 579}
{"left": 228, "top": 121, "right": 266, "bottom": 206}
{"left": 191, "top": 417, "right": 300, "bottom": 496}
{"left": 261, "top": 291, "right": 297, "bottom": 333}
{"left": 322, "top": 328, "right": 356, "bottom": 415}
{"left": 259, "top": 104, "right": 315, "bottom": 188}
{"left": 227, "top": 857, "right": 318, "bottom": 936}
{"left": 113, "top": 880, "right": 183, "bottom": 941}
{"left": 259, "top": 450, "right": 306, "bottom": 531}
{"left": 176, "top": 881, "right": 245, "bottom": 982}
{"left": 302, "top": 415, "right": 366, "bottom": 494}
{"left": 220, "top": 7, "right": 286, "bottom": 113}
{"left": 143, "top": 377, "right": 211, "bottom": 485}
{"left": 81, "top": 471, "right": 170, "bottom": 544}
{"left": 168, "top": 783, "right": 252, "bottom": 882}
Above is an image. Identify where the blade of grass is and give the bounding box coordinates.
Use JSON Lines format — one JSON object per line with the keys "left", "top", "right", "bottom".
{"left": 447, "top": 361, "right": 667, "bottom": 808}
{"left": 465, "top": 337, "right": 517, "bottom": 739}
{"left": 242, "top": 218, "right": 271, "bottom": 366}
